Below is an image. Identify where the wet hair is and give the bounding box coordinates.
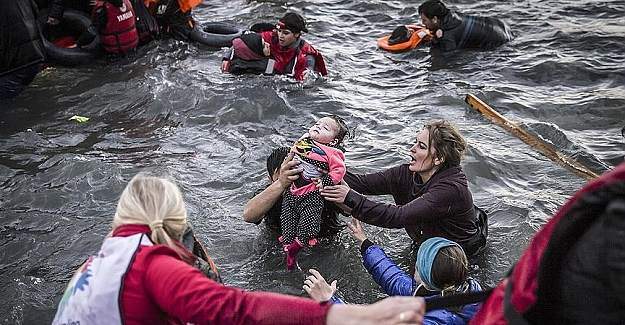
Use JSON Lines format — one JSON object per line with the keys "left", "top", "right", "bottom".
{"left": 113, "top": 173, "right": 193, "bottom": 263}
{"left": 266, "top": 147, "right": 290, "bottom": 177}
{"left": 418, "top": 0, "right": 449, "bottom": 19}
{"left": 278, "top": 12, "right": 308, "bottom": 34}
{"left": 328, "top": 115, "right": 349, "bottom": 146}
{"left": 431, "top": 245, "right": 469, "bottom": 291}
{"left": 424, "top": 120, "right": 467, "bottom": 168}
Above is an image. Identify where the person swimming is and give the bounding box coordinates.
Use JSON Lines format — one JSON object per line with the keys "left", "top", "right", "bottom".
{"left": 418, "top": 0, "right": 513, "bottom": 52}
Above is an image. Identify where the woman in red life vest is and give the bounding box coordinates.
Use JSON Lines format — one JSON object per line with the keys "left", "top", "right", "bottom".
{"left": 52, "top": 173, "right": 426, "bottom": 325}
{"left": 92, "top": 0, "right": 139, "bottom": 54}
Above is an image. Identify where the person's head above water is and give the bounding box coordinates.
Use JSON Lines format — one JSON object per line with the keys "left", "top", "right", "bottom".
{"left": 276, "top": 12, "right": 307, "bottom": 47}
{"left": 232, "top": 32, "right": 271, "bottom": 60}
{"left": 418, "top": 0, "right": 449, "bottom": 32}
{"left": 416, "top": 237, "right": 469, "bottom": 293}
{"left": 266, "top": 147, "right": 290, "bottom": 181}
{"left": 409, "top": 120, "right": 466, "bottom": 175}
{"left": 308, "top": 115, "right": 349, "bottom": 146}
{"left": 113, "top": 173, "right": 191, "bottom": 260}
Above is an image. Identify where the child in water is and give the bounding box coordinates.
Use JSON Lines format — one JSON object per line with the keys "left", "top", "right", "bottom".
{"left": 221, "top": 32, "right": 275, "bottom": 75}
{"left": 280, "top": 115, "right": 348, "bottom": 270}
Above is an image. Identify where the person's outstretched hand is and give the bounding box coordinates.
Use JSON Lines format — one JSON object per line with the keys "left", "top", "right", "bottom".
{"left": 277, "top": 152, "right": 302, "bottom": 189}
{"left": 319, "top": 181, "right": 350, "bottom": 204}
{"left": 221, "top": 60, "right": 230, "bottom": 72}
{"left": 365, "top": 296, "right": 425, "bottom": 324}
{"left": 303, "top": 269, "right": 337, "bottom": 302}
{"left": 347, "top": 218, "right": 367, "bottom": 243}
{"left": 326, "top": 296, "right": 425, "bottom": 325}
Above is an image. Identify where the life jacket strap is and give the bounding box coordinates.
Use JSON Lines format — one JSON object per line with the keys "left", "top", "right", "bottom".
{"left": 425, "top": 288, "right": 493, "bottom": 311}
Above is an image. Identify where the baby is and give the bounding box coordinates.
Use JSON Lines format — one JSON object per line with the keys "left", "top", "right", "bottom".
{"left": 222, "top": 32, "right": 275, "bottom": 75}
{"left": 280, "top": 115, "right": 348, "bottom": 270}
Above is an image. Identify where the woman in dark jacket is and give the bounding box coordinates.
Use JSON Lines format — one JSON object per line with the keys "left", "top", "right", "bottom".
{"left": 320, "top": 120, "right": 487, "bottom": 256}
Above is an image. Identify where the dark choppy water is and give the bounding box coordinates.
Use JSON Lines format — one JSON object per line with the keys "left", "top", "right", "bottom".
{"left": 1, "top": 0, "right": 624, "bottom": 323}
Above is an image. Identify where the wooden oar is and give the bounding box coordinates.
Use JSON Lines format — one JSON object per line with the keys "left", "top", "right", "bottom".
{"left": 464, "top": 93, "right": 599, "bottom": 180}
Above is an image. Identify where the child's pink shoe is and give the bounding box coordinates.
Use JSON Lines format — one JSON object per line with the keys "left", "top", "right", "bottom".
{"left": 307, "top": 238, "right": 318, "bottom": 247}
{"left": 285, "top": 239, "right": 304, "bottom": 271}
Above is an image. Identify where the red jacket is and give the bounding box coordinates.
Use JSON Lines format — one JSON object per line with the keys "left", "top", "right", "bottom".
{"left": 471, "top": 163, "right": 625, "bottom": 324}
{"left": 114, "top": 224, "right": 331, "bottom": 324}
{"left": 260, "top": 31, "right": 327, "bottom": 81}
{"left": 93, "top": 0, "right": 139, "bottom": 54}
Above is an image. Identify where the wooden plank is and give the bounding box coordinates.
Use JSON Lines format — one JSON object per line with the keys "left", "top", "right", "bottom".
{"left": 464, "top": 94, "right": 599, "bottom": 180}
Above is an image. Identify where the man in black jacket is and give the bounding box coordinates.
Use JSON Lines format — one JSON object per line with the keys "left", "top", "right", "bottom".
{"left": 418, "top": 0, "right": 513, "bottom": 52}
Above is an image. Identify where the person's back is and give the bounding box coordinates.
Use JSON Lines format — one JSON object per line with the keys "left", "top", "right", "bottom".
{"left": 436, "top": 11, "right": 512, "bottom": 51}
{"left": 93, "top": 0, "right": 139, "bottom": 54}
{"left": 554, "top": 185, "right": 625, "bottom": 324}
{"left": 418, "top": 0, "right": 512, "bottom": 52}
{"left": 370, "top": 237, "right": 482, "bottom": 324}
{"left": 471, "top": 163, "right": 625, "bottom": 325}
{"left": 313, "top": 233, "right": 482, "bottom": 325}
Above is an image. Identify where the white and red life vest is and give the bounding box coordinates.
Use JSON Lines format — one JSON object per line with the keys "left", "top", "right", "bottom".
{"left": 52, "top": 233, "right": 152, "bottom": 325}
{"left": 259, "top": 31, "right": 328, "bottom": 81}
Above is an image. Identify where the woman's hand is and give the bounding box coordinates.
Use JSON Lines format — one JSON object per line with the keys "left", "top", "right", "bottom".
{"left": 277, "top": 152, "right": 302, "bottom": 189}
{"left": 326, "top": 296, "right": 425, "bottom": 325}
{"left": 303, "top": 269, "right": 337, "bottom": 302}
{"left": 362, "top": 296, "right": 425, "bottom": 324}
{"left": 347, "top": 218, "right": 367, "bottom": 243}
{"left": 319, "top": 182, "right": 350, "bottom": 204}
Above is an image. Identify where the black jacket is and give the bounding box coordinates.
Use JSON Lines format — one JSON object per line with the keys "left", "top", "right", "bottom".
{"left": 432, "top": 11, "right": 513, "bottom": 52}
{"left": 555, "top": 200, "right": 625, "bottom": 323}
{"left": 0, "top": 0, "right": 46, "bottom": 76}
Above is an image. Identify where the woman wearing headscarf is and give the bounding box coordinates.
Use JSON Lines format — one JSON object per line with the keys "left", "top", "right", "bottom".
{"left": 305, "top": 219, "right": 482, "bottom": 325}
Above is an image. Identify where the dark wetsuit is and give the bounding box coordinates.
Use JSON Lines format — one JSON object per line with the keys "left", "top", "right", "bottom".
{"left": 0, "top": 0, "right": 45, "bottom": 99}
{"left": 431, "top": 11, "right": 513, "bottom": 52}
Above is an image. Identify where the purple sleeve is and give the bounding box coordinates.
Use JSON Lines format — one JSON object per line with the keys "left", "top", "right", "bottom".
{"left": 344, "top": 178, "right": 458, "bottom": 228}
{"left": 344, "top": 165, "right": 404, "bottom": 195}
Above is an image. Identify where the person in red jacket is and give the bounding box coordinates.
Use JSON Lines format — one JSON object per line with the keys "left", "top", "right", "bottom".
{"left": 93, "top": 0, "right": 139, "bottom": 54}
{"left": 222, "top": 12, "right": 327, "bottom": 81}
{"left": 52, "top": 173, "right": 426, "bottom": 325}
